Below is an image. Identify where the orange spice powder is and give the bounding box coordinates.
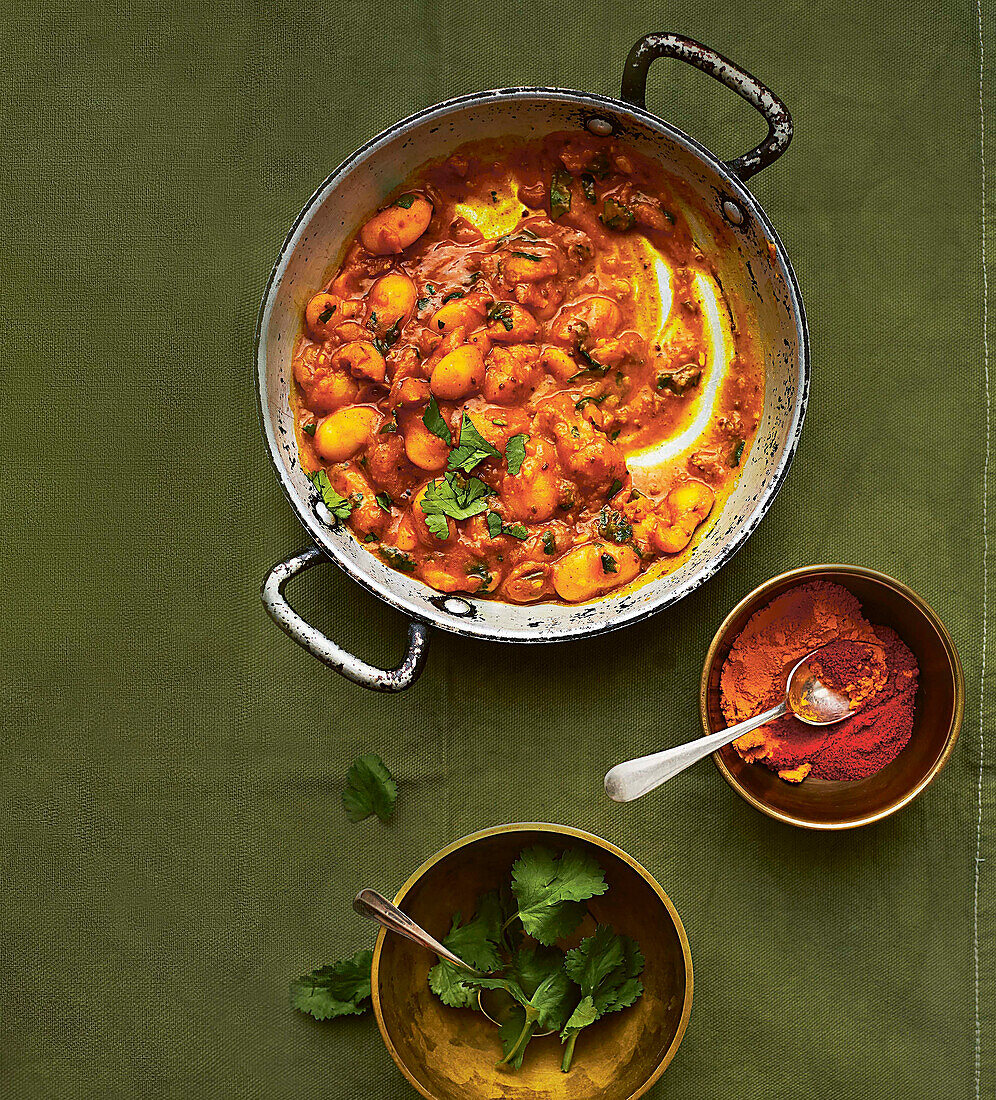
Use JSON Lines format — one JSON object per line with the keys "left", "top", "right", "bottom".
{"left": 805, "top": 639, "right": 887, "bottom": 710}
{"left": 720, "top": 581, "right": 918, "bottom": 783}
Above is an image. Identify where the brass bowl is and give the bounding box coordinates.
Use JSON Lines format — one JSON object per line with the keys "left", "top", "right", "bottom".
{"left": 371, "top": 823, "right": 692, "bottom": 1100}
{"left": 701, "top": 564, "right": 964, "bottom": 830}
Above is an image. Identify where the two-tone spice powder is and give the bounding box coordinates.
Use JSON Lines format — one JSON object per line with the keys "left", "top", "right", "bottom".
{"left": 719, "top": 581, "right": 919, "bottom": 783}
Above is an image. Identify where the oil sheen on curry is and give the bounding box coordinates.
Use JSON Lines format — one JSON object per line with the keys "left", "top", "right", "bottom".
{"left": 292, "top": 132, "right": 763, "bottom": 604}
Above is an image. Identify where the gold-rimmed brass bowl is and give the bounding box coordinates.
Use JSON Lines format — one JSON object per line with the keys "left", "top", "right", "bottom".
{"left": 371, "top": 823, "right": 692, "bottom": 1100}
{"left": 701, "top": 564, "right": 964, "bottom": 830}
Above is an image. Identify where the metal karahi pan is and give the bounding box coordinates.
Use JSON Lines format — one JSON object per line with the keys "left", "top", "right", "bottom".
{"left": 257, "top": 33, "right": 808, "bottom": 691}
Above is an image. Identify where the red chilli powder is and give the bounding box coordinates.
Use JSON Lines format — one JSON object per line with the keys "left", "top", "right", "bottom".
{"left": 719, "top": 582, "right": 920, "bottom": 783}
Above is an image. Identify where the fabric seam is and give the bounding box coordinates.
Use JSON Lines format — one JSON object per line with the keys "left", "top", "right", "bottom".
{"left": 974, "top": 0, "right": 989, "bottom": 1095}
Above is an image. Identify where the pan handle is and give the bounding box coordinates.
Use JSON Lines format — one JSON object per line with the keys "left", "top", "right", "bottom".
{"left": 261, "top": 546, "right": 431, "bottom": 692}
{"left": 620, "top": 33, "right": 792, "bottom": 181}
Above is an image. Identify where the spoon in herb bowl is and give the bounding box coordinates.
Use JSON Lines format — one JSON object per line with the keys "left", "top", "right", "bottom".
{"left": 354, "top": 889, "right": 520, "bottom": 1028}
{"left": 354, "top": 889, "right": 477, "bottom": 972}
{"left": 603, "top": 644, "right": 860, "bottom": 802}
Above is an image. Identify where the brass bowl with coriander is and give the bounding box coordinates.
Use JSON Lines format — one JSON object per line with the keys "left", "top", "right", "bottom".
{"left": 370, "top": 823, "right": 692, "bottom": 1100}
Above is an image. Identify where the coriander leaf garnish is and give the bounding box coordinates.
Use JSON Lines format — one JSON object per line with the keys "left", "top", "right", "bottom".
{"left": 600, "top": 198, "right": 634, "bottom": 231}
{"left": 394, "top": 193, "right": 417, "bottom": 209}
{"left": 511, "top": 845, "right": 607, "bottom": 946}
{"left": 373, "top": 316, "right": 403, "bottom": 356}
{"left": 309, "top": 470, "right": 355, "bottom": 521}
{"left": 568, "top": 336, "right": 610, "bottom": 380}
{"left": 381, "top": 545, "right": 415, "bottom": 572}
{"left": 542, "top": 531, "right": 556, "bottom": 555}
{"left": 420, "top": 473, "right": 493, "bottom": 539}
{"left": 487, "top": 302, "right": 515, "bottom": 331}
{"left": 730, "top": 438, "right": 746, "bottom": 467}
{"left": 580, "top": 173, "right": 597, "bottom": 203}
{"left": 449, "top": 414, "right": 501, "bottom": 473}
{"left": 560, "top": 926, "right": 644, "bottom": 1072}
{"left": 290, "top": 949, "right": 374, "bottom": 1021}
{"left": 509, "top": 250, "right": 542, "bottom": 261}
{"left": 467, "top": 563, "right": 493, "bottom": 591}
{"left": 422, "top": 395, "right": 452, "bottom": 444}
{"left": 550, "top": 167, "right": 572, "bottom": 221}
{"left": 427, "top": 891, "right": 503, "bottom": 1008}
{"left": 317, "top": 302, "right": 336, "bottom": 324}
{"left": 375, "top": 492, "right": 393, "bottom": 513}
{"left": 656, "top": 364, "right": 702, "bottom": 394}
{"left": 601, "top": 553, "right": 617, "bottom": 574}
{"left": 597, "top": 507, "right": 632, "bottom": 544}
{"left": 589, "top": 151, "right": 611, "bottom": 178}
{"left": 303, "top": 421, "right": 318, "bottom": 436}
{"left": 579, "top": 343, "right": 609, "bottom": 373}
{"left": 342, "top": 753, "right": 397, "bottom": 823}
{"left": 505, "top": 433, "right": 528, "bottom": 476}
{"left": 423, "top": 513, "right": 449, "bottom": 540}
{"left": 486, "top": 510, "right": 528, "bottom": 540}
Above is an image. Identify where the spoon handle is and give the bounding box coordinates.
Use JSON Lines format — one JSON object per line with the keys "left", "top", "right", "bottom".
{"left": 353, "top": 888, "right": 477, "bottom": 972}
{"left": 604, "top": 700, "right": 788, "bottom": 802}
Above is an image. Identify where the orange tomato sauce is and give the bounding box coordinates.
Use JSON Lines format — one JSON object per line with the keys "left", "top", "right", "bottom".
{"left": 291, "top": 132, "right": 763, "bottom": 604}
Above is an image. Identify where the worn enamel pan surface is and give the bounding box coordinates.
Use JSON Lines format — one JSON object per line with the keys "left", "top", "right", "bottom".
{"left": 258, "top": 34, "right": 809, "bottom": 690}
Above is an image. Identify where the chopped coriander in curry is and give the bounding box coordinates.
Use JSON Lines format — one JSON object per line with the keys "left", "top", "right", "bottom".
{"left": 291, "top": 132, "right": 763, "bottom": 603}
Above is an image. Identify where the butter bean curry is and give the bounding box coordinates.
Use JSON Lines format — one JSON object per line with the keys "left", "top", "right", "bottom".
{"left": 292, "top": 133, "right": 763, "bottom": 604}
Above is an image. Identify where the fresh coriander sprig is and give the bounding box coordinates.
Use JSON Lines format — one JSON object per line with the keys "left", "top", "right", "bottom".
{"left": 505, "top": 433, "right": 528, "bottom": 476}
{"left": 422, "top": 395, "right": 452, "bottom": 444}
{"left": 420, "top": 845, "right": 644, "bottom": 1074}
{"left": 461, "top": 955, "right": 574, "bottom": 1068}
{"left": 342, "top": 754, "right": 397, "bottom": 823}
{"left": 511, "top": 845, "right": 607, "bottom": 945}
{"left": 448, "top": 414, "right": 501, "bottom": 473}
{"left": 290, "top": 949, "right": 373, "bottom": 1020}
{"left": 428, "top": 892, "right": 503, "bottom": 1008}
{"left": 560, "top": 925, "right": 644, "bottom": 1072}
{"left": 309, "top": 469, "right": 355, "bottom": 521}
{"left": 420, "top": 473, "right": 493, "bottom": 539}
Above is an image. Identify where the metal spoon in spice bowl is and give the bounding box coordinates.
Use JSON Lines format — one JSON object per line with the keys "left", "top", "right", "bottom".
{"left": 604, "top": 645, "right": 861, "bottom": 802}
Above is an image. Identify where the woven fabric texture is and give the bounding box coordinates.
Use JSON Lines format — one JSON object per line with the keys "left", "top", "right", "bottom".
{"left": 1, "top": 0, "right": 992, "bottom": 1096}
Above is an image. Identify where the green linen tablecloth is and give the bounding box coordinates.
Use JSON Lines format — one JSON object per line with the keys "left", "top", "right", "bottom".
{"left": 2, "top": 0, "right": 992, "bottom": 1096}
